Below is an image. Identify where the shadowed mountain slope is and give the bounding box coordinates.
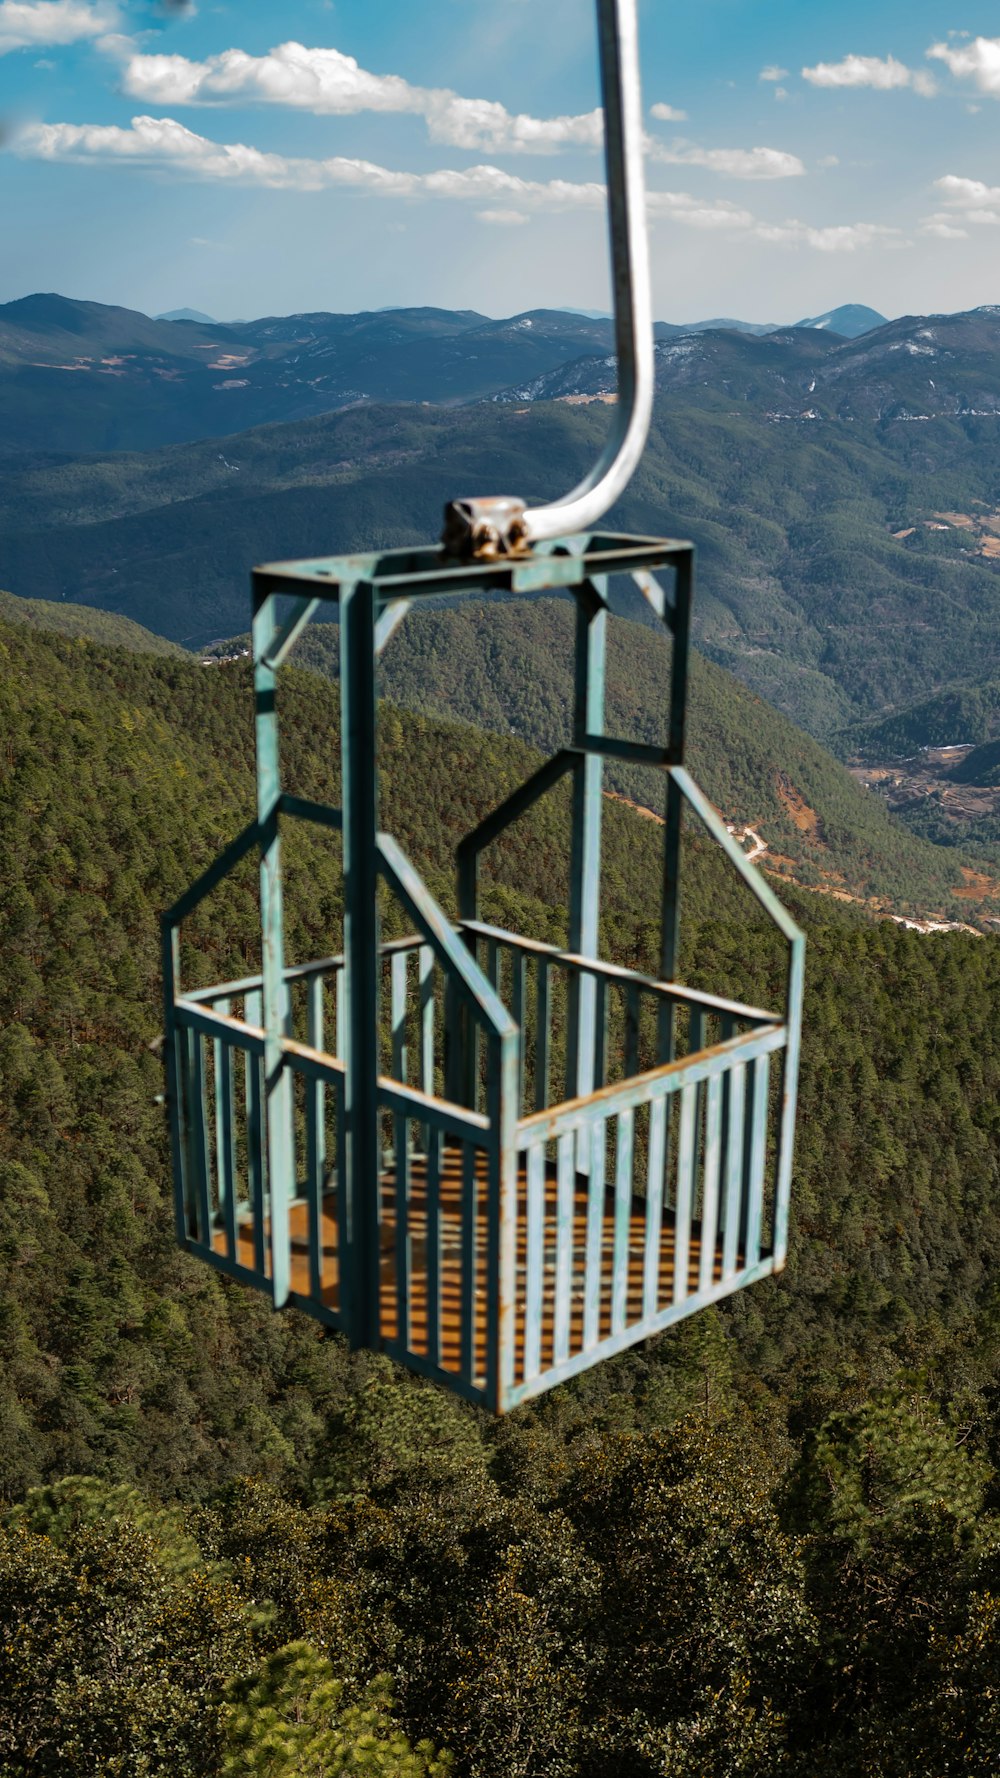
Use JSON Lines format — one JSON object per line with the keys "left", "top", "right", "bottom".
{"left": 6, "top": 389, "right": 1000, "bottom": 748}
{"left": 274, "top": 596, "right": 999, "bottom": 923}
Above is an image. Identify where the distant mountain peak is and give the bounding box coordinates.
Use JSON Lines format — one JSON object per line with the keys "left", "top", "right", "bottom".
{"left": 794, "top": 303, "right": 889, "bottom": 339}
{"left": 157, "top": 307, "right": 217, "bottom": 324}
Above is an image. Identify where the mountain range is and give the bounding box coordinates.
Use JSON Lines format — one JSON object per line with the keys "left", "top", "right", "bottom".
{"left": 0, "top": 292, "right": 887, "bottom": 455}
{"left": 497, "top": 304, "right": 1000, "bottom": 419}
{"left": 5, "top": 305, "right": 1000, "bottom": 738}
{"left": 8, "top": 291, "right": 1000, "bottom": 832}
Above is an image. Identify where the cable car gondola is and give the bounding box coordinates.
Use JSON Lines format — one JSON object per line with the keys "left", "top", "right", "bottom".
{"left": 163, "top": 0, "right": 804, "bottom": 1413}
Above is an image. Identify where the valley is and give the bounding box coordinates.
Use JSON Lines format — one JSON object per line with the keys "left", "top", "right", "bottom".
{"left": 7, "top": 298, "right": 1000, "bottom": 750}
{"left": 851, "top": 743, "right": 1000, "bottom": 830}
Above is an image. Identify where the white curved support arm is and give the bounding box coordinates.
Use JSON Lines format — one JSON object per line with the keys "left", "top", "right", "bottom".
{"left": 441, "top": 0, "right": 654, "bottom": 558}
{"left": 523, "top": 0, "right": 653, "bottom": 543}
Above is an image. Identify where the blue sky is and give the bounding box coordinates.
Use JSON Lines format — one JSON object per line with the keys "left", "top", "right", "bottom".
{"left": 4, "top": 0, "right": 1000, "bottom": 322}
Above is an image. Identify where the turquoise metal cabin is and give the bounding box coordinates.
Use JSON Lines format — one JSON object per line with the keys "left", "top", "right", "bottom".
{"left": 163, "top": 532, "right": 804, "bottom": 1413}
{"left": 160, "top": 0, "right": 804, "bottom": 1413}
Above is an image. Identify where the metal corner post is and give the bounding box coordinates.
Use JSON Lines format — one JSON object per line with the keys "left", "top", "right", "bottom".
{"left": 773, "top": 930, "right": 805, "bottom": 1267}
{"left": 340, "top": 578, "right": 382, "bottom": 1350}
{"left": 567, "top": 578, "right": 607, "bottom": 1104}
{"left": 252, "top": 587, "right": 294, "bottom": 1307}
{"left": 661, "top": 552, "right": 693, "bottom": 984}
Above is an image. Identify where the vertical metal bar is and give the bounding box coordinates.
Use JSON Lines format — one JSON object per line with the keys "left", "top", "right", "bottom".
{"left": 643, "top": 1092, "right": 666, "bottom": 1317}
{"left": 245, "top": 987, "right": 266, "bottom": 1276}
{"left": 426, "top": 1126, "right": 441, "bottom": 1368}
{"left": 661, "top": 774, "right": 684, "bottom": 985}
{"left": 668, "top": 552, "right": 693, "bottom": 760}
{"left": 773, "top": 935, "right": 805, "bottom": 1267}
{"left": 524, "top": 1140, "right": 545, "bottom": 1383}
{"left": 535, "top": 956, "right": 551, "bottom": 1113}
{"left": 460, "top": 1141, "right": 476, "bottom": 1382}
{"left": 485, "top": 1035, "right": 502, "bottom": 1407}
{"left": 511, "top": 951, "right": 526, "bottom": 1117}
{"left": 699, "top": 1072, "right": 723, "bottom": 1294}
{"left": 744, "top": 1054, "right": 770, "bottom": 1268}
{"left": 495, "top": 1030, "right": 520, "bottom": 1412}
{"left": 583, "top": 1119, "right": 606, "bottom": 1348}
{"left": 252, "top": 587, "right": 293, "bottom": 1308}
{"left": 688, "top": 1003, "right": 706, "bottom": 1227}
{"left": 717, "top": 1011, "right": 735, "bottom": 1239}
{"left": 395, "top": 1121, "right": 410, "bottom": 1352}
{"left": 391, "top": 951, "right": 408, "bottom": 1084}
{"left": 612, "top": 1108, "right": 633, "bottom": 1333}
{"left": 567, "top": 587, "right": 607, "bottom": 1110}
{"left": 306, "top": 975, "right": 325, "bottom": 1300}
{"left": 335, "top": 964, "right": 346, "bottom": 1062}
{"left": 215, "top": 999, "right": 238, "bottom": 1263}
{"left": 390, "top": 951, "right": 409, "bottom": 1346}
{"left": 723, "top": 1061, "right": 746, "bottom": 1280}
{"left": 593, "top": 973, "right": 608, "bottom": 1089}
{"left": 477, "top": 941, "right": 499, "bottom": 1122}
{"left": 661, "top": 553, "right": 692, "bottom": 987}
{"left": 673, "top": 1081, "right": 697, "bottom": 1304}
{"left": 340, "top": 577, "right": 381, "bottom": 1350}
{"left": 335, "top": 1072, "right": 350, "bottom": 1317}
{"left": 554, "top": 1130, "right": 575, "bottom": 1366}
{"left": 655, "top": 992, "right": 676, "bottom": 1219}
{"left": 419, "top": 945, "right": 434, "bottom": 1093}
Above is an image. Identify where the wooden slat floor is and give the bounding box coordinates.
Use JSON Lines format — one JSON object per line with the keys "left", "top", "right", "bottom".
{"left": 213, "top": 1145, "right": 744, "bottom": 1388}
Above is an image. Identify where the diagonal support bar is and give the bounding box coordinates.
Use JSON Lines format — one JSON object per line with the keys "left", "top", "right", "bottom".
{"left": 259, "top": 595, "right": 321, "bottom": 670}
{"left": 375, "top": 598, "right": 411, "bottom": 654}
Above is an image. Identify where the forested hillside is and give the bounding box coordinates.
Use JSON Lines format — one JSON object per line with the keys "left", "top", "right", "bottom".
{"left": 848, "top": 671, "right": 1000, "bottom": 758}
{"left": 6, "top": 391, "right": 1000, "bottom": 748}
{"left": 271, "top": 594, "right": 997, "bottom": 921}
{"left": 0, "top": 589, "right": 182, "bottom": 657}
{"left": 0, "top": 295, "right": 625, "bottom": 454}
{"left": 3, "top": 617, "right": 1000, "bottom": 1771}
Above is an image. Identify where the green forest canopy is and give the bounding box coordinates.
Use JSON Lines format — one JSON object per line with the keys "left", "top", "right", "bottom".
{"left": 2, "top": 615, "right": 1000, "bottom": 1772}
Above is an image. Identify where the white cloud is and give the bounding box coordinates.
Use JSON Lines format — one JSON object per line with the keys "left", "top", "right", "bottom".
{"left": 477, "top": 207, "right": 528, "bottom": 226}
{"left": 646, "top": 191, "right": 754, "bottom": 229}
{"left": 921, "top": 216, "right": 969, "bottom": 237}
{"left": 754, "top": 218, "right": 902, "bottom": 251}
{"left": 11, "top": 112, "right": 901, "bottom": 257}
{"left": 930, "top": 174, "right": 1000, "bottom": 229}
{"left": 817, "top": 154, "right": 840, "bottom": 168}
{"left": 11, "top": 112, "right": 750, "bottom": 233}
{"left": 773, "top": 87, "right": 789, "bottom": 102}
{"left": 648, "top": 139, "right": 805, "bottom": 179}
{"left": 759, "top": 65, "right": 789, "bottom": 82}
{"left": 928, "top": 37, "right": 1000, "bottom": 96}
{"left": 117, "top": 38, "right": 604, "bottom": 153}
{"left": 0, "top": 0, "right": 115, "bottom": 53}
{"left": 650, "top": 100, "right": 687, "bottom": 122}
{"left": 934, "top": 173, "right": 1000, "bottom": 210}
{"left": 802, "top": 53, "right": 936, "bottom": 97}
